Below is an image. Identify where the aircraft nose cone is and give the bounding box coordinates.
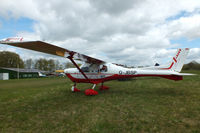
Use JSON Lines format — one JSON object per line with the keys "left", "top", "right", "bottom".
{"left": 64, "top": 69, "right": 70, "bottom": 74}
{"left": 64, "top": 68, "right": 78, "bottom": 74}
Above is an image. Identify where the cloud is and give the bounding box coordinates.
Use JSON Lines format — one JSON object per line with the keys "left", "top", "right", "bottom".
{"left": 166, "top": 14, "right": 200, "bottom": 40}
{"left": 187, "top": 48, "right": 200, "bottom": 63}
{"left": 89, "top": 0, "right": 141, "bottom": 15}
{"left": 0, "top": 45, "right": 17, "bottom": 53}
{"left": 0, "top": 0, "right": 200, "bottom": 66}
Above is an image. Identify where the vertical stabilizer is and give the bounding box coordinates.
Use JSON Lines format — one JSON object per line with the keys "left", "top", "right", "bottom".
{"left": 161, "top": 48, "right": 189, "bottom": 72}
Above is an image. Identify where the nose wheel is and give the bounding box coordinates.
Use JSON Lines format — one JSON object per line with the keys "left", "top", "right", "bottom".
{"left": 71, "top": 83, "right": 80, "bottom": 92}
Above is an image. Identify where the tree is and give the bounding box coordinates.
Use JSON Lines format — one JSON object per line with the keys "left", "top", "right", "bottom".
{"left": 0, "top": 51, "right": 24, "bottom": 68}
{"left": 35, "top": 58, "right": 48, "bottom": 71}
{"left": 34, "top": 58, "right": 58, "bottom": 71}
{"left": 65, "top": 62, "right": 82, "bottom": 68}
{"left": 47, "top": 59, "right": 55, "bottom": 71}
{"left": 65, "top": 62, "right": 75, "bottom": 68}
{"left": 55, "top": 60, "right": 64, "bottom": 70}
{"left": 24, "top": 59, "right": 33, "bottom": 69}
{"left": 55, "top": 60, "right": 60, "bottom": 70}
{"left": 58, "top": 64, "right": 64, "bottom": 70}
{"left": 183, "top": 61, "right": 200, "bottom": 70}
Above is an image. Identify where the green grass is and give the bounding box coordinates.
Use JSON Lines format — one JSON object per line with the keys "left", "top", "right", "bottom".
{"left": 0, "top": 71, "right": 200, "bottom": 133}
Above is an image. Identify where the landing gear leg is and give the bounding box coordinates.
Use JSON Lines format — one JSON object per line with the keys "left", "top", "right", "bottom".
{"left": 85, "top": 84, "right": 98, "bottom": 96}
{"left": 99, "top": 82, "right": 109, "bottom": 90}
{"left": 71, "top": 82, "right": 80, "bottom": 92}
{"left": 92, "top": 84, "right": 96, "bottom": 89}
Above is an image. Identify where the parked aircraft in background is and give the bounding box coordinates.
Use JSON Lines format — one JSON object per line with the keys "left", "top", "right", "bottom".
{"left": 0, "top": 37, "right": 194, "bottom": 96}
{"left": 38, "top": 72, "right": 46, "bottom": 77}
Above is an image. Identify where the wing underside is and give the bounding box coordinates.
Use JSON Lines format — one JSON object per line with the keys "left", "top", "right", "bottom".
{"left": 0, "top": 40, "right": 105, "bottom": 64}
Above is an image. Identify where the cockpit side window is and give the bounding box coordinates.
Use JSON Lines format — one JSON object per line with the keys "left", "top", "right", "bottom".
{"left": 100, "top": 65, "right": 107, "bottom": 72}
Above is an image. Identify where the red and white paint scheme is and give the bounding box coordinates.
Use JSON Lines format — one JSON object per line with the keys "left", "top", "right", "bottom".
{"left": 0, "top": 37, "right": 194, "bottom": 96}
{"left": 1, "top": 37, "right": 23, "bottom": 42}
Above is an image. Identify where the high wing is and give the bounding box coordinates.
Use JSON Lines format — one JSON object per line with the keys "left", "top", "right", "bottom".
{"left": 0, "top": 37, "right": 105, "bottom": 64}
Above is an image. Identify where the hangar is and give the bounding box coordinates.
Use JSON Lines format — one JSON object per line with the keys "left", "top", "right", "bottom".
{"left": 0, "top": 67, "right": 46, "bottom": 79}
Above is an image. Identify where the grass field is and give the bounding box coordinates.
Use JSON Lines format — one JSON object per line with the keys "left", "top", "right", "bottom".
{"left": 0, "top": 71, "right": 200, "bottom": 133}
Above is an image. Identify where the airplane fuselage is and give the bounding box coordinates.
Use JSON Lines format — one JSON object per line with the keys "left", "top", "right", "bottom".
{"left": 64, "top": 63, "right": 182, "bottom": 84}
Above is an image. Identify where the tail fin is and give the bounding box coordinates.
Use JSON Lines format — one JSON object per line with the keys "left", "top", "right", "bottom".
{"left": 161, "top": 48, "right": 189, "bottom": 72}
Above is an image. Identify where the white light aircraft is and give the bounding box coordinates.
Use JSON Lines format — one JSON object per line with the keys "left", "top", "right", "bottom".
{"left": 0, "top": 37, "right": 194, "bottom": 96}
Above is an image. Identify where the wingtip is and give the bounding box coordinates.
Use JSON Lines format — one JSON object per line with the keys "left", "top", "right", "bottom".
{"left": 0, "top": 37, "right": 24, "bottom": 43}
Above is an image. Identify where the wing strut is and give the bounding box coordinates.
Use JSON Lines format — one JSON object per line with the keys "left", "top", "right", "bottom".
{"left": 68, "top": 56, "right": 90, "bottom": 83}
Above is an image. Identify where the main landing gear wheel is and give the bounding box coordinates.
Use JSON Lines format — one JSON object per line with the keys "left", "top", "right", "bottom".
{"left": 85, "top": 84, "right": 98, "bottom": 96}
{"left": 71, "top": 83, "right": 80, "bottom": 92}
{"left": 85, "top": 89, "right": 98, "bottom": 96}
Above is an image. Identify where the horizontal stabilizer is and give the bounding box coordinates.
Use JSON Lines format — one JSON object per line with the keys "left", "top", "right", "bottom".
{"left": 175, "top": 73, "right": 196, "bottom": 76}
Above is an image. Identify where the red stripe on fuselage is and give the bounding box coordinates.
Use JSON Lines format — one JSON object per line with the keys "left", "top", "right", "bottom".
{"left": 66, "top": 73, "right": 182, "bottom": 84}
{"left": 69, "top": 73, "right": 113, "bottom": 75}
{"left": 160, "top": 62, "right": 174, "bottom": 70}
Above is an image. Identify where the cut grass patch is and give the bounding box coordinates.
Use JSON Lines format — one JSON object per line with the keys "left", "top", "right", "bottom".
{"left": 0, "top": 72, "right": 200, "bottom": 133}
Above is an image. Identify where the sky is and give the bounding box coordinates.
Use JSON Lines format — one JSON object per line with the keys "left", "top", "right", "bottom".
{"left": 0, "top": 0, "right": 200, "bottom": 66}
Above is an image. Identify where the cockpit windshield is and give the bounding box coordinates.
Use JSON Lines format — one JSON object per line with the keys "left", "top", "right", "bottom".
{"left": 81, "top": 67, "right": 89, "bottom": 72}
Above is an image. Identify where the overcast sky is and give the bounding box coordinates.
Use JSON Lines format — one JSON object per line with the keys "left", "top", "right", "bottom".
{"left": 0, "top": 0, "right": 200, "bottom": 66}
